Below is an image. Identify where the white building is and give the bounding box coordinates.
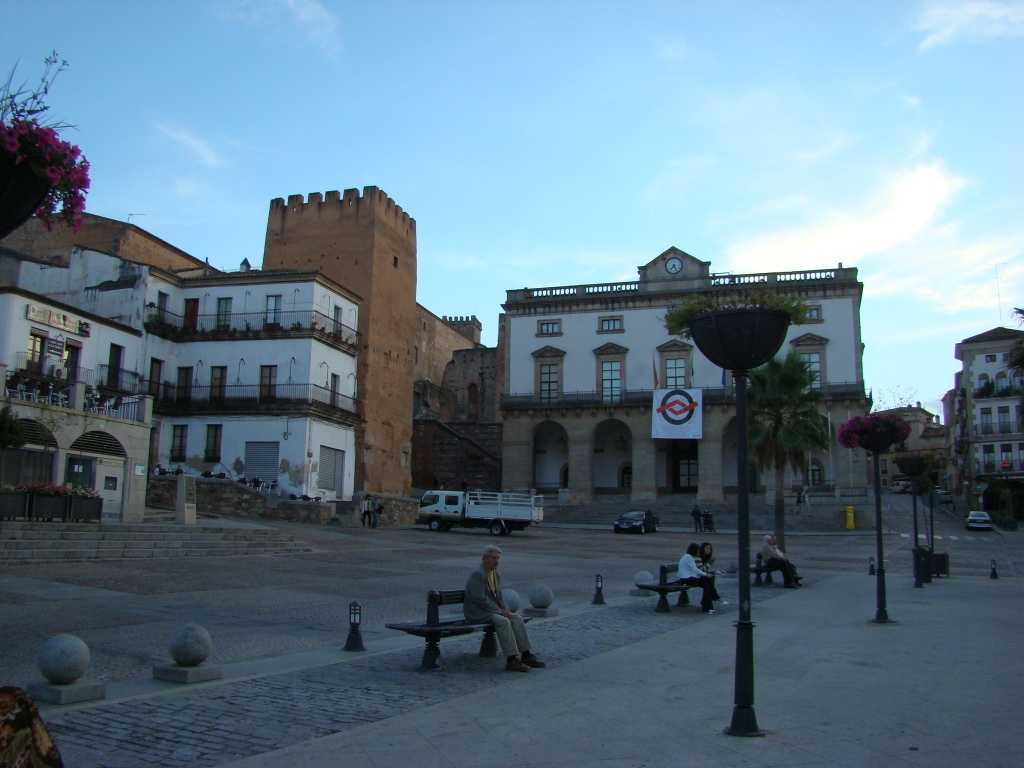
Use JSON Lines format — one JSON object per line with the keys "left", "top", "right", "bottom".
{"left": 1, "top": 245, "right": 362, "bottom": 519}
{"left": 500, "top": 248, "right": 871, "bottom": 505}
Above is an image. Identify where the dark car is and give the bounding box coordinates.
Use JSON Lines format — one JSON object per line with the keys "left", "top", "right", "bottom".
{"left": 613, "top": 509, "right": 659, "bottom": 534}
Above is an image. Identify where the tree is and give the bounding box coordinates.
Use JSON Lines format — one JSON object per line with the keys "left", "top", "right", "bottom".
{"left": 740, "top": 352, "right": 831, "bottom": 552}
{"left": 0, "top": 404, "right": 27, "bottom": 485}
{"left": 1009, "top": 308, "right": 1024, "bottom": 429}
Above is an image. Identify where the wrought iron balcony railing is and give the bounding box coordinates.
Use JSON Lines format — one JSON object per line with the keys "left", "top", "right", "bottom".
{"left": 144, "top": 308, "right": 359, "bottom": 347}
{"left": 152, "top": 381, "right": 357, "bottom": 415}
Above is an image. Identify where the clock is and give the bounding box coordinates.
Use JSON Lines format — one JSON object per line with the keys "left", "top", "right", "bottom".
{"left": 665, "top": 256, "right": 683, "bottom": 274}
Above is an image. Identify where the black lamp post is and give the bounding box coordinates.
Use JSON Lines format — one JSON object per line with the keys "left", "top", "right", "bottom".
{"left": 592, "top": 574, "right": 605, "bottom": 605}
{"left": 689, "top": 307, "right": 790, "bottom": 738}
{"left": 868, "top": 449, "right": 890, "bottom": 622}
{"left": 343, "top": 600, "right": 365, "bottom": 652}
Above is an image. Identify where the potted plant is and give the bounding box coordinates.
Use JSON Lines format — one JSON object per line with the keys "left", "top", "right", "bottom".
{"left": 1, "top": 51, "right": 90, "bottom": 238}
{"left": 666, "top": 290, "right": 811, "bottom": 371}
{"left": 67, "top": 484, "right": 102, "bottom": 522}
{"left": 0, "top": 483, "right": 29, "bottom": 519}
{"left": 19, "top": 481, "right": 72, "bottom": 521}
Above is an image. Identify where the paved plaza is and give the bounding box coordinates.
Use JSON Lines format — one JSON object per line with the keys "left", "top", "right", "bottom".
{"left": 1, "top": 497, "right": 1021, "bottom": 767}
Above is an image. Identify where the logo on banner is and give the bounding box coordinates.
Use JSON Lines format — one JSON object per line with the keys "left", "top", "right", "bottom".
{"left": 651, "top": 388, "right": 703, "bottom": 439}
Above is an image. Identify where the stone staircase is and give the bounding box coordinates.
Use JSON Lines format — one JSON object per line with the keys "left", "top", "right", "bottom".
{"left": 0, "top": 521, "right": 312, "bottom": 563}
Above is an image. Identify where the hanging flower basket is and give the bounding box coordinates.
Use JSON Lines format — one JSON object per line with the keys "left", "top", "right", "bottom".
{"left": 0, "top": 149, "right": 52, "bottom": 239}
{"left": 838, "top": 414, "right": 912, "bottom": 454}
{"left": 688, "top": 308, "right": 791, "bottom": 371}
{"left": 893, "top": 451, "right": 937, "bottom": 478}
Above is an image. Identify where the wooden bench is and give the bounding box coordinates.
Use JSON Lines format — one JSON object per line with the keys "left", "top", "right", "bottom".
{"left": 634, "top": 564, "right": 692, "bottom": 613}
{"left": 752, "top": 554, "right": 783, "bottom": 586}
{"left": 386, "top": 589, "right": 531, "bottom": 671}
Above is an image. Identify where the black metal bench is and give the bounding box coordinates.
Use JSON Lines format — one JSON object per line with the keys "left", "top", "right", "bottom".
{"left": 752, "top": 554, "right": 783, "bottom": 586}
{"left": 385, "top": 589, "right": 531, "bottom": 671}
{"left": 634, "top": 564, "right": 692, "bottom": 613}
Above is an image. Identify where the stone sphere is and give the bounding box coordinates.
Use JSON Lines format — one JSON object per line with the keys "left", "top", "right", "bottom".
{"left": 38, "top": 633, "right": 90, "bottom": 685}
{"left": 169, "top": 624, "right": 212, "bottom": 667}
{"left": 528, "top": 584, "right": 554, "bottom": 609}
{"left": 635, "top": 570, "right": 653, "bottom": 584}
{"left": 501, "top": 588, "right": 521, "bottom": 613}
{"left": 725, "top": 560, "right": 738, "bottom": 574}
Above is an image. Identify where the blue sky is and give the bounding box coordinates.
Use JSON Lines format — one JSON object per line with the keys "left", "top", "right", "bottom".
{"left": 6, "top": 0, "right": 1023, "bottom": 418}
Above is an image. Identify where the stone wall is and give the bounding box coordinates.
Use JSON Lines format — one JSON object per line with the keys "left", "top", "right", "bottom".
{"left": 147, "top": 477, "right": 334, "bottom": 525}
{"left": 412, "top": 420, "right": 502, "bottom": 492}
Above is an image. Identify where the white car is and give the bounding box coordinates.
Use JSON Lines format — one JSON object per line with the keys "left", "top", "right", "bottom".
{"left": 936, "top": 489, "right": 953, "bottom": 504}
{"left": 965, "top": 511, "right": 992, "bottom": 530}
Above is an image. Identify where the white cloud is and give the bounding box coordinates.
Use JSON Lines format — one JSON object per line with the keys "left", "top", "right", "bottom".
{"left": 915, "top": 0, "right": 1024, "bottom": 50}
{"left": 725, "top": 161, "right": 965, "bottom": 274}
{"left": 217, "top": 0, "right": 342, "bottom": 60}
{"left": 790, "top": 132, "right": 859, "bottom": 164}
{"left": 155, "top": 125, "right": 224, "bottom": 168}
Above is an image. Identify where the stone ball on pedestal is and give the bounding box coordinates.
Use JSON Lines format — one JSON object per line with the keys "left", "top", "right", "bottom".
{"left": 726, "top": 561, "right": 738, "bottom": 574}
{"left": 635, "top": 570, "right": 653, "bottom": 584}
{"left": 169, "top": 624, "right": 213, "bottom": 667}
{"left": 38, "top": 633, "right": 90, "bottom": 685}
{"left": 528, "top": 584, "right": 554, "bottom": 609}
{"left": 501, "top": 588, "right": 521, "bottom": 613}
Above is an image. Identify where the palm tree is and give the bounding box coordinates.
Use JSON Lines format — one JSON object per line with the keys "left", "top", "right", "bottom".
{"left": 741, "top": 352, "right": 831, "bottom": 552}
{"left": 1009, "top": 308, "right": 1024, "bottom": 429}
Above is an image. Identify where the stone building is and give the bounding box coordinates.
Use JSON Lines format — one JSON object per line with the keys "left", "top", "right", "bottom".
{"left": 500, "top": 248, "right": 872, "bottom": 507}
{"left": 872, "top": 404, "right": 947, "bottom": 489}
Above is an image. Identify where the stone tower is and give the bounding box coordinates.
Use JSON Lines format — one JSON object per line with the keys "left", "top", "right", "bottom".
{"left": 263, "top": 187, "right": 417, "bottom": 496}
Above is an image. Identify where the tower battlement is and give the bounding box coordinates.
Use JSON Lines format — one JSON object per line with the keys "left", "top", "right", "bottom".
{"left": 442, "top": 315, "right": 482, "bottom": 344}
{"left": 268, "top": 186, "right": 416, "bottom": 232}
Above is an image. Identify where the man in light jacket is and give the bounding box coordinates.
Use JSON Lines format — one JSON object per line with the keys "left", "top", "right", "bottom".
{"left": 465, "top": 545, "right": 545, "bottom": 672}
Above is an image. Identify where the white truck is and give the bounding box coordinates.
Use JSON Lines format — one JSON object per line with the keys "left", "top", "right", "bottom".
{"left": 416, "top": 490, "right": 543, "bottom": 535}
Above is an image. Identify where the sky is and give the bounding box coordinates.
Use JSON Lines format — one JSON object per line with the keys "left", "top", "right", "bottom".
{"left": 5, "top": 0, "right": 1023, "bottom": 419}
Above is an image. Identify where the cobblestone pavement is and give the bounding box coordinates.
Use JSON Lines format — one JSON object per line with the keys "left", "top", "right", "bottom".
{"left": 1, "top": 497, "right": 1019, "bottom": 767}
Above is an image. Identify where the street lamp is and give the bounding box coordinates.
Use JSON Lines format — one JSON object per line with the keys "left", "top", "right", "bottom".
{"left": 592, "top": 574, "right": 605, "bottom": 605}
{"left": 344, "top": 601, "right": 365, "bottom": 652}
{"left": 688, "top": 307, "right": 791, "bottom": 738}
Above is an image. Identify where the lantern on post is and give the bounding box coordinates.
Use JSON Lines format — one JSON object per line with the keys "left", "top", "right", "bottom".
{"left": 343, "top": 600, "right": 365, "bottom": 652}
{"left": 592, "top": 574, "right": 605, "bottom": 605}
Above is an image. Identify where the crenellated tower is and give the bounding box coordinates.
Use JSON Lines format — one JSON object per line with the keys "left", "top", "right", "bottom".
{"left": 263, "top": 186, "right": 417, "bottom": 496}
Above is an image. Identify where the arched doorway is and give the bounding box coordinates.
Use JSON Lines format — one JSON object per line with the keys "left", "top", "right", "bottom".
{"left": 593, "top": 419, "right": 632, "bottom": 494}
{"left": 533, "top": 421, "right": 568, "bottom": 492}
{"left": 68, "top": 431, "right": 127, "bottom": 520}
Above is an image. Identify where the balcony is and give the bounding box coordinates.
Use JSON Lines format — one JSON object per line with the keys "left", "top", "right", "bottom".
{"left": 977, "top": 459, "right": 1023, "bottom": 475}
{"left": 144, "top": 308, "right": 359, "bottom": 349}
{"left": 152, "top": 382, "right": 358, "bottom": 421}
{"left": 977, "top": 422, "right": 1018, "bottom": 437}
{"left": 5, "top": 371, "right": 144, "bottom": 421}
{"left": 501, "top": 380, "right": 868, "bottom": 410}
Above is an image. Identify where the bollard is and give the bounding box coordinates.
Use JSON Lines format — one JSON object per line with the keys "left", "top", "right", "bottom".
{"left": 592, "top": 574, "right": 606, "bottom": 605}
{"left": 868, "top": 556, "right": 875, "bottom": 576}
{"left": 344, "top": 601, "right": 366, "bottom": 652}
{"left": 990, "top": 559, "right": 999, "bottom": 580}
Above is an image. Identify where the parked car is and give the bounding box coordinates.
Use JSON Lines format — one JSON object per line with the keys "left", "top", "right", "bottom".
{"left": 613, "top": 509, "right": 659, "bottom": 534}
{"left": 892, "top": 481, "right": 912, "bottom": 494}
{"left": 965, "top": 511, "right": 992, "bottom": 530}
{"left": 936, "top": 489, "right": 953, "bottom": 504}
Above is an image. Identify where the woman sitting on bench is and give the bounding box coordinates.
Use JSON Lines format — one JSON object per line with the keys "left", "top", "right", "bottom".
{"left": 677, "top": 543, "right": 718, "bottom": 614}
{"left": 698, "top": 542, "right": 729, "bottom": 607}
{"left": 760, "top": 534, "right": 803, "bottom": 588}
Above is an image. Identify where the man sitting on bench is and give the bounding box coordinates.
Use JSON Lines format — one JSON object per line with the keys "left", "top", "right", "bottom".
{"left": 677, "top": 543, "right": 718, "bottom": 614}
{"left": 465, "top": 545, "right": 546, "bottom": 672}
{"left": 760, "top": 534, "right": 803, "bottom": 588}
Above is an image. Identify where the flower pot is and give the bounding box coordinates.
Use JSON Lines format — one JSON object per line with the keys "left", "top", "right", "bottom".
{"left": 69, "top": 497, "right": 103, "bottom": 522}
{"left": 30, "top": 494, "right": 69, "bottom": 521}
{"left": 689, "top": 309, "right": 791, "bottom": 371}
{"left": 0, "top": 150, "right": 52, "bottom": 240}
{"left": 894, "top": 454, "right": 929, "bottom": 478}
{"left": 860, "top": 423, "right": 906, "bottom": 454}
{"left": 0, "top": 492, "right": 30, "bottom": 519}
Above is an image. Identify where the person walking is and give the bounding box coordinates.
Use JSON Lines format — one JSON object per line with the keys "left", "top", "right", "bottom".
{"left": 691, "top": 505, "right": 702, "bottom": 533}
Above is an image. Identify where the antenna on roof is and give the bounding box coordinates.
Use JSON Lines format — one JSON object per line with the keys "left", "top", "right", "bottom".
{"left": 127, "top": 213, "right": 146, "bottom": 225}
{"left": 990, "top": 263, "right": 1006, "bottom": 326}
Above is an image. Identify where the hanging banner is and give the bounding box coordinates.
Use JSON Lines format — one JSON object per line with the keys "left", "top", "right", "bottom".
{"left": 652, "top": 388, "right": 703, "bottom": 439}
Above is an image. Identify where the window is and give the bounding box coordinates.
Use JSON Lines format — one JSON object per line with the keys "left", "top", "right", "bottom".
{"left": 319, "top": 446, "right": 345, "bottom": 492}
{"left": 665, "top": 358, "right": 686, "bottom": 389}
{"left": 998, "top": 406, "right": 1011, "bottom": 433}
{"left": 602, "top": 361, "right": 622, "bottom": 403}
{"left": 27, "top": 331, "right": 46, "bottom": 374}
{"left": 980, "top": 407, "right": 993, "bottom": 434}
{"left": 216, "top": 297, "right": 232, "bottom": 330}
{"left": 149, "top": 358, "right": 163, "bottom": 397}
{"left": 176, "top": 367, "right": 193, "bottom": 403}
{"left": 808, "top": 462, "right": 823, "bottom": 486}
{"left": 806, "top": 306, "right": 822, "bottom": 321}
{"left": 211, "top": 366, "right": 227, "bottom": 402}
{"left": 107, "top": 344, "right": 124, "bottom": 389}
{"left": 620, "top": 464, "right": 632, "bottom": 488}
{"left": 982, "top": 444, "right": 995, "bottom": 472}
{"left": 798, "top": 352, "right": 822, "bottom": 389}
{"left": 540, "top": 363, "right": 560, "bottom": 403}
{"left": 260, "top": 365, "right": 277, "bottom": 400}
{"left": 538, "top": 319, "right": 561, "bottom": 336}
{"left": 183, "top": 298, "right": 199, "bottom": 330}
{"left": 266, "top": 295, "right": 282, "bottom": 325}
{"left": 985, "top": 354, "right": 997, "bottom": 362}
{"left": 880, "top": 458, "right": 888, "bottom": 473}
{"left": 171, "top": 425, "right": 188, "bottom": 462}
{"left": 204, "top": 425, "right": 222, "bottom": 462}
{"left": 156, "top": 291, "right": 169, "bottom": 320}
{"left": 1000, "top": 444, "right": 1012, "bottom": 470}
{"left": 599, "top": 316, "right": 623, "bottom": 333}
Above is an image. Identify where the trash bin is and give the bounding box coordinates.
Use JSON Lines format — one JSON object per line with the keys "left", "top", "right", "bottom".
{"left": 915, "top": 546, "right": 933, "bottom": 584}
{"left": 931, "top": 551, "right": 950, "bottom": 578}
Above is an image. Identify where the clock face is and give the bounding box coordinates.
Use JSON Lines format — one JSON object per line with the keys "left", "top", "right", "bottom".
{"left": 665, "top": 257, "right": 683, "bottom": 274}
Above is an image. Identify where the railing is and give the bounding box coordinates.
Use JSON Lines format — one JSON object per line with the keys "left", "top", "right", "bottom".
{"left": 96, "top": 365, "right": 145, "bottom": 394}
{"left": 145, "top": 308, "right": 359, "bottom": 346}
{"left": 977, "top": 459, "right": 1021, "bottom": 474}
{"left": 153, "top": 381, "right": 357, "bottom": 414}
{"left": 11, "top": 352, "right": 96, "bottom": 387}
{"left": 4, "top": 372, "right": 142, "bottom": 421}
{"left": 501, "top": 380, "right": 868, "bottom": 409}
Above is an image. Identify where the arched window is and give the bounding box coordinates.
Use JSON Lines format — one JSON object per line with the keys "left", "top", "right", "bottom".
{"left": 808, "top": 460, "right": 824, "bottom": 486}
{"left": 620, "top": 464, "right": 633, "bottom": 488}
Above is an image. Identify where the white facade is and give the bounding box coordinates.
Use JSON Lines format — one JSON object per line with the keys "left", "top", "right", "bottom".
{"left": 501, "top": 248, "right": 871, "bottom": 505}
{"left": 2, "top": 247, "right": 362, "bottom": 517}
